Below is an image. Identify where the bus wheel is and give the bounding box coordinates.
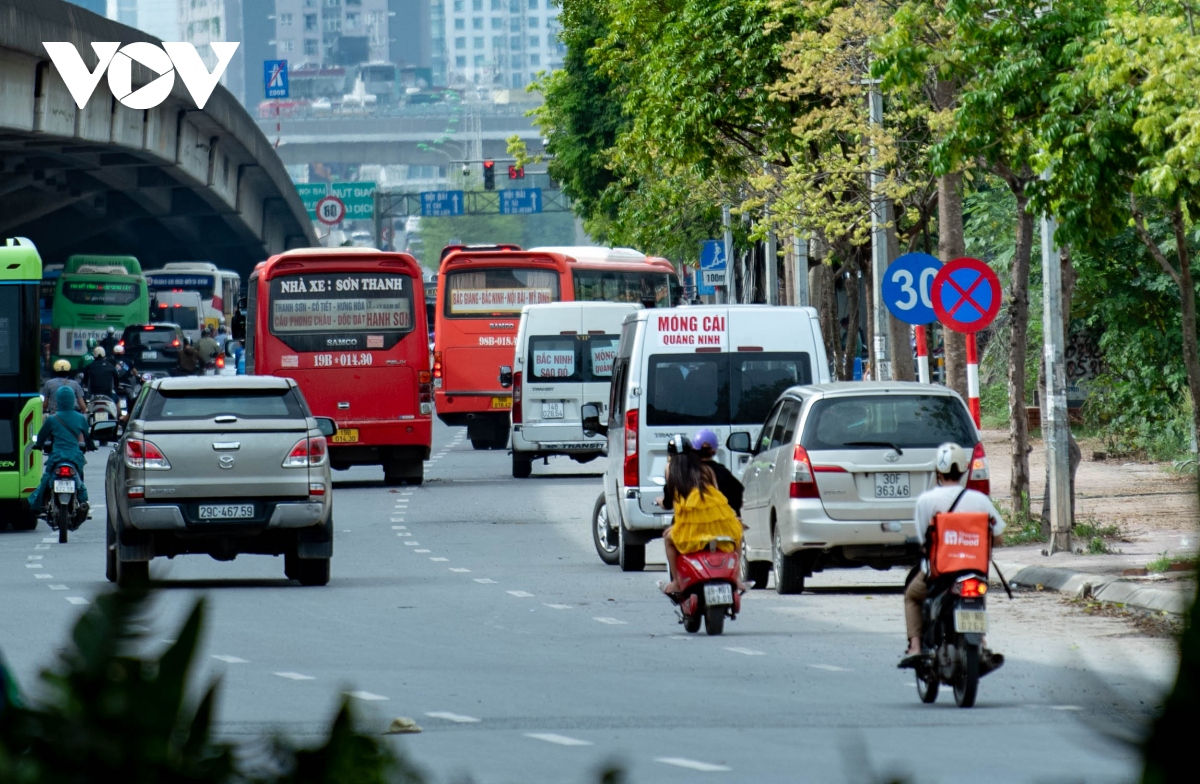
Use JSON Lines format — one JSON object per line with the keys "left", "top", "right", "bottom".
{"left": 384, "top": 460, "right": 423, "bottom": 487}
{"left": 9, "top": 501, "right": 38, "bottom": 531}
{"left": 492, "top": 422, "right": 511, "bottom": 450}
{"left": 470, "top": 439, "right": 489, "bottom": 451}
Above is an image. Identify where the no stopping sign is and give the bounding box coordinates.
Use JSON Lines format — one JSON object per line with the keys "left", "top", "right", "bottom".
{"left": 931, "top": 257, "right": 1002, "bottom": 333}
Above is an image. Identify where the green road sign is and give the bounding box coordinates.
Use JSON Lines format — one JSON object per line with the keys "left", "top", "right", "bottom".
{"left": 295, "top": 181, "right": 375, "bottom": 221}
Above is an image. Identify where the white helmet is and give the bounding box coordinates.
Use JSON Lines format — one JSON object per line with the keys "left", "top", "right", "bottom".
{"left": 113, "top": 344, "right": 124, "bottom": 355}
{"left": 935, "top": 442, "right": 970, "bottom": 475}
{"left": 93, "top": 346, "right": 105, "bottom": 358}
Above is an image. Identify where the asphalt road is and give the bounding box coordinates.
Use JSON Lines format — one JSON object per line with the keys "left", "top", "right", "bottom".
{"left": 0, "top": 422, "right": 1180, "bottom": 783}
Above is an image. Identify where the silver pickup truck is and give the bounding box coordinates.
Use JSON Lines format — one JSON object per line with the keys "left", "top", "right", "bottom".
{"left": 96, "top": 376, "right": 336, "bottom": 586}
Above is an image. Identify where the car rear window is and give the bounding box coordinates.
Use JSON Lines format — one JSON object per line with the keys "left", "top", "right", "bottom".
{"left": 145, "top": 388, "right": 306, "bottom": 420}
{"left": 124, "top": 327, "right": 179, "bottom": 349}
{"left": 527, "top": 334, "right": 619, "bottom": 382}
{"left": 645, "top": 352, "right": 812, "bottom": 426}
{"left": 802, "top": 394, "right": 978, "bottom": 451}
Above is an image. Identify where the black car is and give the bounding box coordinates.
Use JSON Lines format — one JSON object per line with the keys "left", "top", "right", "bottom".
{"left": 120, "top": 323, "right": 184, "bottom": 376}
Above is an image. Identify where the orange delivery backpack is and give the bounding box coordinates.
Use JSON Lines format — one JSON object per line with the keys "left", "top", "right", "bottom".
{"left": 926, "top": 489, "right": 992, "bottom": 579}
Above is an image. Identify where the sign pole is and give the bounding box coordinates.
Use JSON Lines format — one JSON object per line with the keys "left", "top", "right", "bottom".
{"left": 722, "top": 205, "right": 734, "bottom": 304}
{"left": 966, "top": 332, "right": 981, "bottom": 428}
{"left": 793, "top": 227, "right": 809, "bottom": 307}
{"left": 915, "top": 325, "right": 930, "bottom": 384}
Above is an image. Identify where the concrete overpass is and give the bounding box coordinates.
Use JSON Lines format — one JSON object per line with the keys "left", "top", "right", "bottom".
{"left": 0, "top": 0, "right": 315, "bottom": 278}
{"left": 257, "top": 107, "right": 545, "bottom": 167}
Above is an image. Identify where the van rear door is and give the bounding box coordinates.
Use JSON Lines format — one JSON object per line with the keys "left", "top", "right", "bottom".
{"left": 521, "top": 309, "right": 586, "bottom": 442}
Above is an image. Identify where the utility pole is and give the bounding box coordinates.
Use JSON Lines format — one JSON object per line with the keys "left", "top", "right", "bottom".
{"left": 766, "top": 231, "right": 778, "bottom": 305}
{"left": 868, "top": 83, "right": 892, "bottom": 380}
{"left": 722, "top": 205, "right": 735, "bottom": 304}
{"left": 1041, "top": 194, "right": 1072, "bottom": 554}
{"left": 793, "top": 228, "right": 809, "bottom": 307}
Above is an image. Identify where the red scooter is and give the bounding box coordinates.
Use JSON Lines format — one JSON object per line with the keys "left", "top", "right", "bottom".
{"left": 667, "top": 535, "right": 742, "bottom": 635}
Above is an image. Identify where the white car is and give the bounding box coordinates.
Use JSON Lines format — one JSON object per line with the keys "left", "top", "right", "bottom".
{"left": 729, "top": 382, "right": 991, "bottom": 593}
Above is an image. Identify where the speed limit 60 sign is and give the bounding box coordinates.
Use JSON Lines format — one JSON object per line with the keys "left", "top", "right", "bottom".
{"left": 316, "top": 195, "right": 346, "bottom": 226}
{"left": 883, "top": 252, "right": 943, "bottom": 325}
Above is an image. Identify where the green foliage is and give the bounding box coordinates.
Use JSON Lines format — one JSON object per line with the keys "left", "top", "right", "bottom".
{"left": 0, "top": 588, "right": 419, "bottom": 784}
{"left": 1146, "top": 551, "right": 1174, "bottom": 574}
{"left": 414, "top": 211, "right": 576, "bottom": 270}
{"left": 995, "top": 493, "right": 1044, "bottom": 545}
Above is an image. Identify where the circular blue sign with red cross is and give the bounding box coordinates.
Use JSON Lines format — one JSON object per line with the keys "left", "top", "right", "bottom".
{"left": 931, "top": 257, "right": 1001, "bottom": 334}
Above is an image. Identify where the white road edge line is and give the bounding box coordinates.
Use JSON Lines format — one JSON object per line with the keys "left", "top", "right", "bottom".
{"left": 656, "top": 757, "right": 732, "bottom": 772}
{"left": 347, "top": 691, "right": 389, "bottom": 701}
{"left": 275, "top": 672, "right": 316, "bottom": 681}
{"left": 425, "top": 711, "right": 480, "bottom": 723}
{"left": 525, "top": 733, "right": 592, "bottom": 746}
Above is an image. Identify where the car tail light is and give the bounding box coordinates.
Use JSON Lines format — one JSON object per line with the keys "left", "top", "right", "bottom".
{"left": 623, "top": 409, "right": 638, "bottom": 487}
{"left": 55, "top": 465, "right": 74, "bottom": 478}
{"left": 511, "top": 371, "right": 523, "bottom": 424}
{"left": 171, "top": 339, "right": 180, "bottom": 347}
{"left": 954, "top": 577, "right": 988, "bottom": 597}
{"left": 127, "top": 486, "right": 144, "bottom": 499}
{"left": 789, "top": 444, "right": 820, "bottom": 499}
{"left": 967, "top": 441, "right": 990, "bottom": 495}
{"left": 309, "top": 482, "right": 326, "bottom": 496}
{"left": 126, "top": 439, "right": 171, "bottom": 470}
{"left": 284, "top": 436, "right": 328, "bottom": 467}
{"left": 118, "top": 340, "right": 125, "bottom": 348}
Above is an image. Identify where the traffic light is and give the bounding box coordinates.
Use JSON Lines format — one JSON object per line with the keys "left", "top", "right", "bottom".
{"left": 483, "top": 159, "right": 495, "bottom": 190}
{"left": 507, "top": 164, "right": 525, "bottom": 180}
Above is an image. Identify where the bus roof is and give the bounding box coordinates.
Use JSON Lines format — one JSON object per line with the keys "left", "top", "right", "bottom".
{"left": 527, "top": 246, "right": 647, "bottom": 262}
{"left": 0, "top": 237, "right": 42, "bottom": 280}
{"left": 64, "top": 254, "right": 141, "bottom": 275}
{"left": 163, "top": 261, "right": 219, "bottom": 271}
{"left": 257, "top": 248, "right": 424, "bottom": 279}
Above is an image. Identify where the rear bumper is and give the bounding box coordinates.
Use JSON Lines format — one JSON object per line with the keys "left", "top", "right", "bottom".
{"left": 435, "top": 391, "right": 511, "bottom": 418}
{"left": 127, "top": 500, "right": 328, "bottom": 530}
{"left": 618, "top": 489, "right": 672, "bottom": 536}
{"left": 776, "top": 500, "right": 917, "bottom": 555}
{"left": 511, "top": 424, "right": 606, "bottom": 455}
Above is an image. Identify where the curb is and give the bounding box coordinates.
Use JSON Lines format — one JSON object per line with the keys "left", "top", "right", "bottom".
{"left": 993, "top": 559, "right": 1193, "bottom": 615}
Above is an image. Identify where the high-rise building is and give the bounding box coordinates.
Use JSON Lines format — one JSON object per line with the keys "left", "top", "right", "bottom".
{"left": 390, "top": 0, "right": 432, "bottom": 72}
{"left": 137, "top": 1, "right": 179, "bottom": 40}
{"left": 64, "top": 0, "right": 107, "bottom": 16}
{"left": 438, "top": 0, "right": 564, "bottom": 90}
{"left": 106, "top": 0, "right": 139, "bottom": 27}
{"left": 179, "top": 0, "right": 246, "bottom": 107}
{"left": 273, "top": 0, "right": 391, "bottom": 68}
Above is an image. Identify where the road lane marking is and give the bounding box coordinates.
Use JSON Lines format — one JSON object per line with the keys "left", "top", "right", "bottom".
{"left": 474, "top": 578, "right": 497, "bottom": 584}
{"left": 48, "top": 585, "right": 68, "bottom": 590}
{"left": 414, "top": 549, "right": 431, "bottom": 553}
{"left": 725, "top": 647, "right": 765, "bottom": 656}
{"left": 34, "top": 544, "right": 50, "bottom": 550}
{"left": 1050, "top": 705, "right": 1083, "bottom": 711}
{"left": 65, "top": 597, "right": 89, "bottom": 606}
{"left": 41, "top": 537, "right": 56, "bottom": 543}
{"left": 403, "top": 541, "right": 420, "bottom": 546}
{"left": 430, "top": 557, "right": 449, "bottom": 562}
{"left": 34, "top": 574, "right": 52, "bottom": 579}
{"left": 449, "top": 568, "right": 471, "bottom": 573}
{"left": 211, "top": 655, "right": 248, "bottom": 664}
{"left": 656, "top": 757, "right": 731, "bottom": 772}
{"left": 543, "top": 604, "right": 572, "bottom": 610}
{"left": 396, "top": 532, "right": 412, "bottom": 537}
{"left": 275, "top": 672, "right": 316, "bottom": 681}
{"left": 392, "top": 525, "right": 407, "bottom": 529}
{"left": 593, "top": 617, "right": 627, "bottom": 625}
{"left": 27, "top": 555, "right": 42, "bottom": 560}
{"left": 347, "top": 691, "right": 389, "bottom": 701}
{"left": 425, "top": 711, "right": 480, "bottom": 723}
{"left": 525, "top": 733, "right": 592, "bottom": 746}
{"left": 808, "top": 664, "right": 849, "bottom": 672}
{"left": 26, "top": 563, "right": 44, "bottom": 568}
{"left": 506, "top": 591, "right": 534, "bottom": 598}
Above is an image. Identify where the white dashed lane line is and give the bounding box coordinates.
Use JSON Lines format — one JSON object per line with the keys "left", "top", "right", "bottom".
{"left": 34, "top": 574, "right": 52, "bottom": 579}
{"left": 34, "top": 544, "right": 50, "bottom": 550}
{"left": 593, "top": 617, "right": 627, "bottom": 625}
{"left": 449, "top": 568, "right": 471, "bottom": 573}
{"left": 725, "top": 647, "right": 765, "bottom": 656}
{"left": 414, "top": 549, "right": 431, "bottom": 553}
{"left": 25, "top": 563, "right": 43, "bottom": 568}
{"left": 403, "top": 541, "right": 420, "bottom": 546}
{"left": 347, "top": 691, "right": 389, "bottom": 701}
{"left": 543, "top": 604, "right": 572, "bottom": 610}
{"left": 430, "top": 557, "right": 449, "bottom": 562}
{"left": 656, "top": 757, "right": 731, "bottom": 772}
{"left": 275, "top": 672, "right": 316, "bottom": 681}
{"left": 473, "top": 578, "right": 497, "bottom": 584}
{"left": 808, "top": 664, "right": 849, "bottom": 672}
{"left": 48, "top": 585, "right": 68, "bottom": 591}
{"left": 27, "top": 555, "right": 42, "bottom": 560}
{"left": 506, "top": 591, "right": 534, "bottom": 598}
{"left": 211, "top": 655, "right": 248, "bottom": 664}
{"left": 396, "top": 532, "right": 412, "bottom": 537}
{"left": 525, "top": 733, "right": 592, "bottom": 747}
{"left": 41, "top": 537, "right": 55, "bottom": 543}
{"left": 425, "top": 711, "right": 480, "bottom": 724}
{"left": 391, "top": 525, "right": 407, "bottom": 530}
{"left": 65, "top": 597, "right": 89, "bottom": 606}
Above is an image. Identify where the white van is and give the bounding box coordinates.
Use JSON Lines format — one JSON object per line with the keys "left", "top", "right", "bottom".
{"left": 584, "top": 305, "right": 831, "bottom": 570}
{"left": 505, "top": 302, "right": 640, "bottom": 478}
{"left": 150, "top": 290, "right": 204, "bottom": 344}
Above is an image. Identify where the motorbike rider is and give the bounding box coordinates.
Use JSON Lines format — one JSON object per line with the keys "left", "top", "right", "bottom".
{"left": 197, "top": 327, "right": 220, "bottom": 367}
{"left": 175, "top": 336, "right": 201, "bottom": 376}
{"left": 112, "top": 344, "right": 139, "bottom": 413}
{"left": 28, "top": 385, "right": 95, "bottom": 521}
{"left": 81, "top": 347, "right": 118, "bottom": 399}
{"left": 40, "top": 359, "right": 86, "bottom": 416}
{"left": 99, "top": 325, "right": 118, "bottom": 357}
{"left": 78, "top": 337, "right": 99, "bottom": 374}
{"left": 902, "top": 442, "right": 1005, "bottom": 662}
{"left": 215, "top": 322, "right": 229, "bottom": 353}
{"left": 655, "top": 435, "right": 748, "bottom": 595}
{"left": 691, "top": 428, "right": 744, "bottom": 517}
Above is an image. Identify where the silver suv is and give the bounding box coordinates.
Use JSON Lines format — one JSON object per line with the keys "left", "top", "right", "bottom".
{"left": 96, "top": 377, "right": 336, "bottom": 586}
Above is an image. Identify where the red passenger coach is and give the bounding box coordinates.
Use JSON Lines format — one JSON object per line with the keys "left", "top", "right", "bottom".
{"left": 247, "top": 249, "right": 431, "bottom": 485}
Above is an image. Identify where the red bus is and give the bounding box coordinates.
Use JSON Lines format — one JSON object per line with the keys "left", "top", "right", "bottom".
{"left": 434, "top": 245, "right": 680, "bottom": 449}
{"left": 247, "top": 249, "right": 432, "bottom": 485}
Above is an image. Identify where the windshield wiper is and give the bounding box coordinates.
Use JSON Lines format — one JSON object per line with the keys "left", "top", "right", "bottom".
{"left": 842, "top": 440, "right": 904, "bottom": 456}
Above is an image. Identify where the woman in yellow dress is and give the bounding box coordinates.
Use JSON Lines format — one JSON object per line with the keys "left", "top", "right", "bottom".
{"left": 657, "top": 436, "right": 747, "bottom": 594}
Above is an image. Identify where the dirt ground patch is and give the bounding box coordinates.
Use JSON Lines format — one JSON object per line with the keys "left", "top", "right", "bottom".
{"left": 980, "top": 429, "right": 1198, "bottom": 535}
{"left": 1059, "top": 597, "right": 1185, "bottom": 639}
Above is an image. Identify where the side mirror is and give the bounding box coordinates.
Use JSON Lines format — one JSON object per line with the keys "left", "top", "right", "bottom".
{"left": 315, "top": 417, "right": 337, "bottom": 438}
{"left": 91, "top": 421, "right": 119, "bottom": 443}
{"left": 581, "top": 403, "right": 608, "bottom": 437}
{"left": 498, "top": 365, "right": 513, "bottom": 388}
{"left": 726, "top": 431, "right": 753, "bottom": 453}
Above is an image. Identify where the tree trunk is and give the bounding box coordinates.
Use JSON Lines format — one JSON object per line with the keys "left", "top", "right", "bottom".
{"left": 887, "top": 214, "right": 916, "bottom": 381}
{"left": 1007, "top": 190, "right": 1034, "bottom": 520}
{"left": 865, "top": 261, "right": 875, "bottom": 378}
{"left": 843, "top": 256, "right": 861, "bottom": 380}
{"left": 1170, "top": 206, "right": 1200, "bottom": 451}
{"left": 938, "top": 172, "right": 968, "bottom": 399}
{"left": 814, "top": 263, "right": 841, "bottom": 377}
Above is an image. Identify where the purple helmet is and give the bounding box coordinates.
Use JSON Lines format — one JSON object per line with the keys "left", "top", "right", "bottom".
{"left": 692, "top": 428, "right": 719, "bottom": 452}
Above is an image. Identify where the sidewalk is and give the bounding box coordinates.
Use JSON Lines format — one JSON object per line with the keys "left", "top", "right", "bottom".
{"left": 981, "top": 429, "right": 1198, "bottom": 614}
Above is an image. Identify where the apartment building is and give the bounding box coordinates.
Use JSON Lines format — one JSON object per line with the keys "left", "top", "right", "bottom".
{"left": 273, "top": 0, "right": 391, "bottom": 67}
{"left": 437, "top": 0, "right": 565, "bottom": 89}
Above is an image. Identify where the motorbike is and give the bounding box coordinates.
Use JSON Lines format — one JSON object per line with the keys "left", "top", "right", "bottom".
{"left": 87, "top": 394, "right": 118, "bottom": 432}
{"left": 43, "top": 461, "right": 86, "bottom": 544}
{"left": 910, "top": 571, "right": 1004, "bottom": 708}
{"left": 666, "top": 535, "right": 742, "bottom": 635}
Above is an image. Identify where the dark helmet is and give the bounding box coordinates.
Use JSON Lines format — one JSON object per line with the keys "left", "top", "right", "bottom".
{"left": 666, "top": 434, "right": 693, "bottom": 456}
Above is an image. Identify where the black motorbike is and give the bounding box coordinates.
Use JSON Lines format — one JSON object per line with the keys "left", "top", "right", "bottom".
{"left": 42, "top": 461, "right": 86, "bottom": 544}
{"left": 911, "top": 570, "right": 1004, "bottom": 708}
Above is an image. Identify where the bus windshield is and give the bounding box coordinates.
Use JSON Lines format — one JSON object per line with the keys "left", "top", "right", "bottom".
{"left": 269, "top": 271, "right": 415, "bottom": 352}
{"left": 146, "top": 273, "right": 216, "bottom": 298}
{"left": 573, "top": 269, "right": 674, "bottom": 308}
{"left": 62, "top": 279, "right": 141, "bottom": 306}
{"left": 444, "top": 267, "right": 559, "bottom": 317}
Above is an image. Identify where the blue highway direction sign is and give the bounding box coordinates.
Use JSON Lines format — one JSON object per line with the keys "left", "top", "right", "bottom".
{"left": 500, "top": 188, "right": 543, "bottom": 215}
{"left": 264, "top": 60, "right": 289, "bottom": 99}
{"left": 421, "top": 190, "right": 465, "bottom": 217}
{"left": 883, "top": 252, "right": 942, "bottom": 325}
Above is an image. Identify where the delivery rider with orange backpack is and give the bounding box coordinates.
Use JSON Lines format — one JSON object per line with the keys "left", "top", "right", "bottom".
{"left": 903, "top": 443, "right": 1005, "bottom": 661}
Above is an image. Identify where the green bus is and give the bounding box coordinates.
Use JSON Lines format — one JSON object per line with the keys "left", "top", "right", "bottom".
{"left": 51, "top": 255, "right": 149, "bottom": 369}
{"left": 0, "top": 238, "right": 44, "bottom": 530}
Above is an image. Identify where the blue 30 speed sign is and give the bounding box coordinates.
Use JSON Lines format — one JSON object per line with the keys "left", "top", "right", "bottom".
{"left": 882, "top": 252, "right": 943, "bottom": 325}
